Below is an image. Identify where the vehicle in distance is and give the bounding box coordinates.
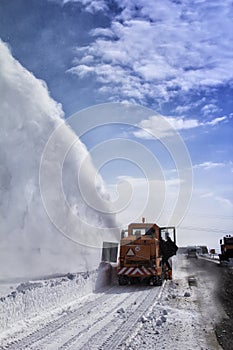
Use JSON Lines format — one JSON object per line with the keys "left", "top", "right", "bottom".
{"left": 187, "top": 247, "right": 198, "bottom": 259}
{"left": 219, "top": 235, "right": 233, "bottom": 266}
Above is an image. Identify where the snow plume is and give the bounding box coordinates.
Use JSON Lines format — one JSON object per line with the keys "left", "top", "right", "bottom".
{"left": 0, "top": 40, "right": 118, "bottom": 279}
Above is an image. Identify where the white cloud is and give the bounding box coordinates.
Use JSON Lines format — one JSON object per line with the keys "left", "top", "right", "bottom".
{"left": 215, "top": 196, "right": 233, "bottom": 208}
{"left": 90, "top": 28, "right": 115, "bottom": 38}
{"left": 165, "top": 117, "right": 200, "bottom": 130}
{"left": 175, "top": 98, "right": 207, "bottom": 115}
{"left": 199, "top": 192, "right": 233, "bottom": 210}
{"left": 193, "top": 161, "right": 226, "bottom": 170}
{"left": 175, "top": 105, "right": 192, "bottom": 114}
{"left": 68, "top": 0, "right": 233, "bottom": 104}
{"left": 200, "top": 192, "right": 214, "bottom": 199}
{"left": 133, "top": 114, "right": 228, "bottom": 139}
{"left": 206, "top": 116, "right": 227, "bottom": 126}
{"left": 133, "top": 115, "right": 199, "bottom": 139}
{"left": 63, "top": 0, "right": 108, "bottom": 13}
{"left": 68, "top": 64, "right": 94, "bottom": 78}
{"left": 201, "top": 103, "right": 220, "bottom": 117}
{"left": 79, "top": 55, "right": 95, "bottom": 64}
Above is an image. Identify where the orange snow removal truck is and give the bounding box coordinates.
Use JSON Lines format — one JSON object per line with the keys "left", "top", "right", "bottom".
{"left": 117, "top": 221, "right": 178, "bottom": 286}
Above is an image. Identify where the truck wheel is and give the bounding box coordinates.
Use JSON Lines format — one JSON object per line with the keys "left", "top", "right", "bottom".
{"left": 118, "top": 276, "right": 127, "bottom": 285}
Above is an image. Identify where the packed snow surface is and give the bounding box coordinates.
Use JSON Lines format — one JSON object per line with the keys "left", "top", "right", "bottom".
{"left": 0, "top": 256, "right": 224, "bottom": 350}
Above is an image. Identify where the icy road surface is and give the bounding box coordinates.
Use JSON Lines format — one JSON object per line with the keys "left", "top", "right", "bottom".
{"left": 0, "top": 257, "right": 224, "bottom": 350}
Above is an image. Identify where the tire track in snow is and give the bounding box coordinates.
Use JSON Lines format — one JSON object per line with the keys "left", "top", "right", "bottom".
{"left": 92, "top": 286, "right": 162, "bottom": 350}
{"left": 57, "top": 287, "right": 142, "bottom": 350}
{"left": 30, "top": 285, "right": 139, "bottom": 350}
{"left": 1, "top": 284, "right": 163, "bottom": 350}
{"left": 0, "top": 286, "right": 128, "bottom": 350}
{"left": 62, "top": 285, "right": 162, "bottom": 350}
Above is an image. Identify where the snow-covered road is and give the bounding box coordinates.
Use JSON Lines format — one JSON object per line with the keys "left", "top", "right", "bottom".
{"left": 0, "top": 284, "right": 163, "bottom": 350}
{"left": 0, "top": 256, "right": 225, "bottom": 350}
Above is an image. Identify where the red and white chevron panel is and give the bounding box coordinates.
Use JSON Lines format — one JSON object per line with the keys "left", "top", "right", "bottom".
{"left": 117, "top": 266, "right": 156, "bottom": 277}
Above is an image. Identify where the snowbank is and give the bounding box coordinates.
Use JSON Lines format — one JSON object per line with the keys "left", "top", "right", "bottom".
{"left": 0, "top": 271, "right": 98, "bottom": 333}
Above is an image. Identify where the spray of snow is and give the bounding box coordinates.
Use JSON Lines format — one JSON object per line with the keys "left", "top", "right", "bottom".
{"left": 0, "top": 40, "right": 119, "bottom": 279}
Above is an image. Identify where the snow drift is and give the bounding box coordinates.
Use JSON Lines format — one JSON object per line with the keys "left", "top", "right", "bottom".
{"left": 0, "top": 272, "right": 98, "bottom": 333}
{"left": 0, "top": 40, "right": 119, "bottom": 279}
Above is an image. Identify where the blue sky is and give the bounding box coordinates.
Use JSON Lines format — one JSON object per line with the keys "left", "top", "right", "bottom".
{"left": 1, "top": 0, "right": 233, "bottom": 250}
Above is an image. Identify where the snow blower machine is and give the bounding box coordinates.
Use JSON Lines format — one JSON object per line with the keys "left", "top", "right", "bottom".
{"left": 117, "top": 220, "right": 178, "bottom": 286}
